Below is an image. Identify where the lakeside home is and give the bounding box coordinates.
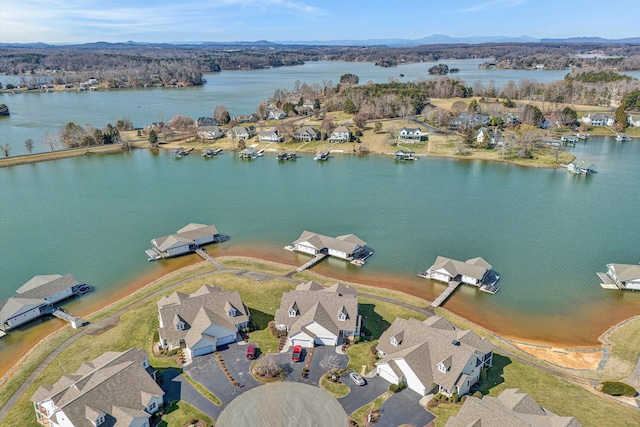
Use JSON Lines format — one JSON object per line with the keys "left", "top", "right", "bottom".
{"left": 0, "top": 274, "right": 85, "bottom": 332}
{"left": 598, "top": 263, "right": 640, "bottom": 290}
{"left": 421, "top": 256, "right": 499, "bottom": 290}
{"left": 289, "top": 230, "right": 373, "bottom": 265}
{"left": 146, "top": 223, "right": 227, "bottom": 260}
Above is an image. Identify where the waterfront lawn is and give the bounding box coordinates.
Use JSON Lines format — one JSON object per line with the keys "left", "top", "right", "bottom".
{"left": 359, "top": 297, "right": 427, "bottom": 339}
{"left": 158, "top": 400, "right": 213, "bottom": 427}
{"left": 218, "top": 256, "right": 294, "bottom": 276}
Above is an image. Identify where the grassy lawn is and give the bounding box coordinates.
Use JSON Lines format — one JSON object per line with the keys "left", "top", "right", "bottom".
{"left": 218, "top": 256, "right": 294, "bottom": 276}
{"left": 359, "top": 296, "right": 427, "bottom": 339}
{"left": 350, "top": 391, "right": 394, "bottom": 424}
{"left": 429, "top": 402, "right": 463, "bottom": 427}
{"left": 248, "top": 327, "right": 278, "bottom": 354}
{"left": 182, "top": 372, "right": 222, "bottom": 406}
{"left": 320, "top": 377, "right": 351, "bottom": 398}
{"left": 346, "top": 341, "right": 378, "bottom": 373}
{"left": 158, "top": 400, "right": 213, "bottom": 427}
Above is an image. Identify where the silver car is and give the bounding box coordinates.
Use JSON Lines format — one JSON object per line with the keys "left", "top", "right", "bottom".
{"left": 349, "top": 372, "right": 366, "bottom": 386}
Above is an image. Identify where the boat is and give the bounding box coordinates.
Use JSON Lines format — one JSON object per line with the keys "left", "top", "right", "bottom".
{"left": 615, "top": 134, "right": 631, "bottom": 142}
{"left": 77, "top": 284, "right": 92, "bottom": 294}
{"left": 256, "top": 148, "right": 265, "bottom": 157}
{"left": 277, "top": 152, "right": 298, "bottom": 160}
{"left": 174, "top": 147, "right": 194, "bottom": 157}
{"left": 202, "top": 148, "right": 221, "bottom": 158}
{"left": 564, "top": 160, "right": 597, "bottom": 175}
{"left": 575, "top": 132, "right": 590, "bottom": 140}
{"left": 314, "top": 151, "right": 329, "bottom": 161}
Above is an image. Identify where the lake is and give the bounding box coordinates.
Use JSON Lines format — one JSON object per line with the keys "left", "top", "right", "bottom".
{"left": 0, "top": 59, "right": 574, "bottom": 156}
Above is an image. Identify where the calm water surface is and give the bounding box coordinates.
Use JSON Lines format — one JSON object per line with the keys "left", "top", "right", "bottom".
{"left": 1, "top": 137, "right": 639, "bottom": 359}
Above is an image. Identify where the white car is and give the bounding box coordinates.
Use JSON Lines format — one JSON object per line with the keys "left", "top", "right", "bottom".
{"left": 349, "top": 372, "right": 365, "bottom": 386}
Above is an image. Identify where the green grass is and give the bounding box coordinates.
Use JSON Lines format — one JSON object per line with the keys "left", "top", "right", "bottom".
{"left": 248, "top": 327, "right": 278, "bottom": 354}
{"left": 158, "top": 400, "right": 214, "bottom": 427}
{"left": 219, "top": 256, "right": 294, "bottom": 276}
{"left": 346, "top": 341, "right": 378, "bottom": 373}
{"left": 350, "top": 391, "right": 393, "bottom": 424}
{"left": 320, "top": 377, "right": 351, "bottom": 398}
{"left": 359, "top": 296, "right": 427, "bottom": 339}
{"left": 429, "top": 402, "right": 462, "bottom": 427}
{"left": 182, "top": 372, "right": 222, "bottom": 406}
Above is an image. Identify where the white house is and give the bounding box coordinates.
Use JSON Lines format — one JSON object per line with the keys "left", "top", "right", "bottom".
{"left": 146, "top": 223, "right": 224, "bottom": 260}
{"left": 397, "top": 127, "right": 422, "bottom": 143}
{"left": 228, "top": 126, "right": 256, "bottom": 140}
{"left": 258, "top": 129, "right": 283, "bottom": 142}
{"left": 267, "top": 109, "right": 287, "bottom": 120}
{"left": 293, "top": 126, "right": 320, "bottom": 141}
{"left": 376, "top": 316, "right": 494, "bottom": 397}
{"left": 31, "top": 348, "right": 164, "bottom": 427}
{"left": 274, "top": 281, "right": 359, "bottom": 348}
{"left": 197, "top": 125, "right": 223, "bottom": 140}
{"left": 426, "top": 256, "right": 493, "bottom": 286}
{"left": 0, "top": 274, "right": 81, "bottom": 331}
{"left": 599, "top": 263, "right": 640, "bottom": 290}
{"left": 328, "top": 125, "right": 351, "bottom": 143}
{"left": 157, "top": 285, "right": 249, "bottom": 358}
{"left": 627, "top": 113, "right": 640, "bottom": 127}
{"left": 292, "top": 230, "right": 367, "bottom": 261}
{"left": 581, "top": 113, "right": 615, "bottom": 127}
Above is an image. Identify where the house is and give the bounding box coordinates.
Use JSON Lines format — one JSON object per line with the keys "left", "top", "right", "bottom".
{"left": 0, "top": 274, "right": 82, "bottom": 331}
{"left": 274, "top": 281, "right": 360, "bottom": 348}
{"left": 598, "top": 263, "right": 640, "bottom": 290}
{"left": 502, "top": 112, "right": 520, "bottom": 125}
{"left": 232, "top": 114, "right": 256, "bottom": 123}
{"left": 425, "top": 256, "right": 493, "bottom": 286}
{"left": 31, "top": 348, "right": 164, "bottom": 427}
{"left": 627, "top": 113, "right": 640, "bottom": 127}
{"left": 293, "top": 126, "right": 320, "bottom": 141}
{"left": 291, "top": 230, "right": 369, "bottom": 262}
{"left": 238, "top": 147, "right": 258, "bottom": 159}
{"left": 450, "top": 113, "right": 491, "bottom": 130}
{"left": 157, "top": 285, "right": 249, "bottom": 358}
{"left": 376, "top": 316, "right": 494, "bottom": 397}
{"left": 581, "top": 113, "right": 615, "bottom": 127}
{"left": 394, "top": 149, "right": 416, "bottom": 160}
{"left": 295, "top": 100, "right": 315, "bottom": 115}
{"left": 267, "top": 109, "right": 287, "bottom": 120}
{"left": 258, "top": 129, "right": 283, "bottom": 142}
{"left": 445, "top": 388, "right": 582, "bottom": 427}
{"left": 328, "top": 125, "right": 351, "bottom": 143}
{"left": 146, "top": 223, "right": 225, "bottom": 260}
{"left": 476, "top": 127, "right": 491, "bottom": 144}
{"left": 397, "top": 127, "right": 422, "bottom": 143}
{"left": 229, "top": 126, "right": 256, "bottom": 140}
{"left": 196, "top": 117, "right": 219, "bottom": 127}
{"left": 197, "top": 125, "right": 223, "bottom": 140}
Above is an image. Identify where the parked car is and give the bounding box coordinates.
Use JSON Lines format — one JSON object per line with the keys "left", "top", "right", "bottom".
{"left": 291, "top": 345, "right": 302, "bottom": 362}
{"left": 246, "top": 343, "right": 257, "bottom": 359}
{"left": 349, "top": 372, "right": 366, "bottom": 386}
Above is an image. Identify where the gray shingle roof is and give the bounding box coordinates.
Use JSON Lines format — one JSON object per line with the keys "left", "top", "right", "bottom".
{"left": 294, "top": 231, "right": 366, "bottom": 255}
{"left": 608, "top": 263, "right": 640, "bottom": 282}
{"left": 16, "top": 274, "right": 80, "bottom": 299}
{"left": 428, "top": 256, "right": 491, "bottom": 281}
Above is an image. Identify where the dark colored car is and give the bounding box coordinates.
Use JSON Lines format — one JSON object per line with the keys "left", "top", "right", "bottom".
{"left": 291, "top": 345, "right": 302, "bottom": 361}
{"left": 246, "top": 343, "right": 257, "bottom": 359}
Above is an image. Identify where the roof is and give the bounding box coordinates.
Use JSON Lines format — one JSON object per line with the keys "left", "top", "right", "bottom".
{"left": 376, "top": 316, "right": 494, "bottom": 392}
{"left": 274, "top": 281, "right": 358, "bottom": 338}
{"left": 16, "top": 274, "right": 79, "bottom": 299}
{"left": 332, "top": 125, "right": 350, "bottom": 134}
{"left": 152, "top": 223, "right": 219, "bottom": 251}
{"left": 293, "top": 230, "right": 366, "bottom": 255}
{"left": 445, "top": 388, "right": 582, "bottom": 427}
{"left": 0, "top": 296, "right": 48, "bottom": 323}
{"left": 31, "top": 348, "right": 164, "bottom": 427}
{"left": 608, "top": 263, "right": 640, "bottom": 282}
{"left": 158, "top": 284, "right": 249, "bottom": 345}
{"left": 428, "top": 256, "right": 491, "bottom": 281}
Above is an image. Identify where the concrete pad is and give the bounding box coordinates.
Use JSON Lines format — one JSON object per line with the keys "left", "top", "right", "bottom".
{"left": 217, "top": 382, "right": 348, "bottom": 427}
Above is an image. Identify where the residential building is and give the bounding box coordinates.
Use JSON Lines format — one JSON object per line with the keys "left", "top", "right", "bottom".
{"left": 195, "top": 117, "right": 219, "bottom": 127}
{"left": 376, "top": 316, "right": 494, "bottom": 397}
{"left": 258, "top": 129, "right": 283, "bottom": 142}
{"left": 445, "top": 388, "right": 582, "bottom": 426}
{"left": 157, "top": 285, "right": 249, "bottom": 358}
{"left": 0, "top": 274, "right": 82, "bottom": 331}
{"left": 274, "top": 281, "right": 360, "bottom": 347}
{"left": 267, "top": 109, "right": 287, "bottom": 120}
{"left": 476, "top": 127, "right": 490, "bottom": 144}
{"left": 598, "top": 263, "right": 640, "bottom": 290}
{"left": 328, "top": 125, "right": 351, "bottom": 143}
{"left": 197, "top": 125, "right": 223, "bottom": 140}
{"left": 425, "top": 256, "right": 493, "bottom": 286}
{"left": 291, "top": 230, "right": 368, "bottom": 261}
{"left": 146, "top": 223, "right": 225, "bottom": 260}
{"left": 581, "top": 113, "right": 615, "bottom": 127}
{"left": 628, "top": 113, "right": 640, "bottom": 127}
{"left": 31, "top": 348, "right": 164, "bottom": 427}
{"left": 293, "top": 126, "right": 320, "bottom": 141}
{"left": 397, "top": 127, "right": 422, "bottom": 143}
{"left": 228, "top": 126, "right": 256, "bottom": 140}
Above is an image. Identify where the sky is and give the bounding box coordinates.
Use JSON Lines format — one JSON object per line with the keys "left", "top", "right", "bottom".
{"left": 0, "top": 0, "right": 638, "bottom": 44}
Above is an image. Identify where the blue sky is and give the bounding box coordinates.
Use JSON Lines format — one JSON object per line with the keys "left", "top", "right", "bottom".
{"left": 0, "top": 0, "right": 637, "bottom": 44}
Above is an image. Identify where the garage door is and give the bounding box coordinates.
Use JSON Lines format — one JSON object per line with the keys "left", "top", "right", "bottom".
{"left": 315, "top": 336, "right": 337, "bottom": 346}
{"left": 292, "top": 339, "right": 314, "bottom": 348}
{"left": 192, "top": 345, "right": 215, "bottom": 357}
{"left": 216, "top": 334, "right": 236, "bottom": 346}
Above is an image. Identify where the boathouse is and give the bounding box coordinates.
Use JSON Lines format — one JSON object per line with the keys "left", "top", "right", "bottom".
{"left": 395, "top": 149, "right": 416, "bottom": 160}
{"left": 598, "top": 263, "right": 640, "bottom": 290}
{"left": 292, "top": 230, "right": 369, "bottom": 261}
{"left": 0, "top": 274, "right": 83, "bottom": 331}
{"left": 146, "top": 223, "right": 226, "bottom": 260}
{"left": 425, "top": 256, "right": 494, "bottom": 286}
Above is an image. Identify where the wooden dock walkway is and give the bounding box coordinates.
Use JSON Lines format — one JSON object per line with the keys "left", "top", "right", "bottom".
{"left": 296, "top": 254, "right": 327, "bottom": 272}
{"left": 431, "top": 280, "right": 462, "bottom": 308}
{"left": 51, "top": 309, "right": 82, "bottom": 329}
{"left": 195, "top": 248, "right": 226, "bottom": 270}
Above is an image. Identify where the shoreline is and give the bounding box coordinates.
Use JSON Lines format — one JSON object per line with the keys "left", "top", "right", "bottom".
{"left": 1, "top": 254, "right": 634, "bottom": 389}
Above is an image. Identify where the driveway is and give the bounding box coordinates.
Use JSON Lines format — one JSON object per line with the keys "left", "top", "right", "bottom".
{"left": 276, "top": 345, "right": 349, "bottom": 385}
{"left": 338, "top": 375, "right": 389, "bottom": 414}
{"left": 377, "top": 390, "right": 435, "bottom": 427}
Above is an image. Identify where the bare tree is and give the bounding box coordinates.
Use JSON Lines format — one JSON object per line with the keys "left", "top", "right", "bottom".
{"left": 451, "top": 100, "right": 467, "bottom": 115}
{"left": 321, "top": 117, "right": 334, "bottom": 139}
{"left": 252, "top": 354, "right": 282, "bottom": 378}
{"left": 319, "top": 354, "right": 342, "bottom": 371}
{"left": 24, "top": 138, "right": 35, "bottom": 154}
{"left": 1, "top": 143, "right": 10, "bottom": 157}
{"left": 43, "top": 132, "right": 58, "bottom": 151}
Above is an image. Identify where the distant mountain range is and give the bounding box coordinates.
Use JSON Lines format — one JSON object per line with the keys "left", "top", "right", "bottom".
{"left": 2, "top": 35, "right": 640, "bottom": 48}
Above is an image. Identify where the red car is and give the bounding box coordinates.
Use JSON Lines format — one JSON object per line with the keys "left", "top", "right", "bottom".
{"left": 246, "top": 343, "right": 257, "bottom": 359}
{"left": 291, "top": 345, "right": 302, "bottom": 361}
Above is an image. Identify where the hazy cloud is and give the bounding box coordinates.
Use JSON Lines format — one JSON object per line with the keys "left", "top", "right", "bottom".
{"left": 462, "top": 0, "right": 525, "bottom": 13}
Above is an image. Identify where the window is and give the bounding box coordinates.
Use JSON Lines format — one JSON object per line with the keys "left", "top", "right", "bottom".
{"left": 227, "top": 309, "right": 236, "bottom": 317}
{"left": 96, "top": 414, "right": 105, "bottom": 426}
{"left": 437, "top": 362, "right": 447, "bottom": 373}
{"left": 338, "top": 313, "right": 346, "bottom": 321}
{"left": 175, "top": 322, "right": 185, "bottom": 330}
{"left": 288, "top": 309, "right": 296, "bottom": 317}
{"left": 390, "top": 337, "right": 398, "bottom": 347}
{"left": 148, "top": 401, "right": 157, "bottom": 411}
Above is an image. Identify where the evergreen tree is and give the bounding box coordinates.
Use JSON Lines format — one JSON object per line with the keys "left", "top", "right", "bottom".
{"left": 615, "top": 106, "right": 628, "bottom": 128}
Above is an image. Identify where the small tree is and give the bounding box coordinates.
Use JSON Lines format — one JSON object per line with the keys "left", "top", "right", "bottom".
{"left": 253, "top": 353, "right": 282, "bottom": 378}
{"left": 343, "top": 98, "right": 357, "bottom": 114}
{"left": 24, "top": 138, "right": 35, "bottom": 154}
{"left": 148, "top": 130, "right": 159, "bottom": 147}
{"left": 615, "top": 106, "right": 628, "bottom": 129}
{"left": 213, "top": 105, "right": 231, "bottom": 125}
{"left": 1, "top": 143, "right": 10, "bottom": 157}
{"left": 353, "top": 114, "right": 367, "bottom": 129}
{"left": 373, "top": 122, "right": 383, "bottom": 133}
{"left": 43, "top": 132, "right": 58, "bottom": 151}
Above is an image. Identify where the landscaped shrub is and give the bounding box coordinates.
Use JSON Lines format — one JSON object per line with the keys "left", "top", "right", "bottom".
{"left": 601, "top": 381, "right": 637, "bottom": 397}
{"left": 451, "top": 393, "right": 460, "bottom": 403}
{"left": 472, "top": 391, "right": 483, "bottom": 398}
{"left": 389, "top": 381, "right": 406, "bottom": 393}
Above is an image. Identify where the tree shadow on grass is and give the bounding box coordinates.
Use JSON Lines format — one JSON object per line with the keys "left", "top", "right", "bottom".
{"left": 473, "top": 353, "right": 512, "bottom": 395}
{"left": 358, "top": 303, "right": 391, "bottom": 340}
{"left": 248, "top": 308, "right": 273, "bottom": 330}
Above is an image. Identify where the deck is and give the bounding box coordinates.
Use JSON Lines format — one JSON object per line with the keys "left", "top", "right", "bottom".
{"left": 597, "top": 272, "right": 619, "bottom": 289}
{"left": 296, "top": 254, "right": 327, "bottom": 272}
{"left": 431, "top": 280, "right": 462, "bottom": 308}
{"left": 51, "top": 309, "right": 82, "bottom": 329}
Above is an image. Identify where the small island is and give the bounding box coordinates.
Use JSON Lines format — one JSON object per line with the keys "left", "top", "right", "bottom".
{"left": 0, "top": 104, "right": 9, "bottom": 117}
